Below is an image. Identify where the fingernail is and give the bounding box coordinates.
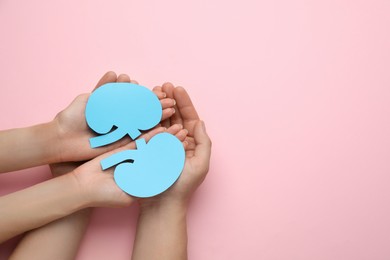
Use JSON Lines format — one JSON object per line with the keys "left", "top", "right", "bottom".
{"left": 172, "top": 99, "right": 176, "bottom": 105}
{"left": 183, "top": 128, "right": 189, "bottom": 134}
{"left": 201, "top": 120, "right": 206, "bottom": 131}
{"left": 163, "top": 93, "right": 167, "bottom": 98}
{"left": 172, "top": 108, "right": 176, "bottom": 114}
{"left": 178, "top": 124, "right": 183, "bottom": 129}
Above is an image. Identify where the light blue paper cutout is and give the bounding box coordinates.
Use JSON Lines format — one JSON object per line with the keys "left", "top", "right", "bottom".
{"left": 85, "top": 82, "right": 185, "bottom": 198}
{"left": 101, "top": 133, "right": 185, "bottom": 198}
{"left": 101, "top": 139, "right": 147, "bottom": 170}
{"left": 85, "top": 82, "right": 162, "bottom": 148}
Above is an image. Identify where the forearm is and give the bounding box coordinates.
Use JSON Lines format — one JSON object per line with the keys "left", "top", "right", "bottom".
{"left": 9, "top": 208, "right": 92, "bottom": 260}
{"left": 0, "top": 173, "right": 88, "bottom": 243}
{"left": 0, "top": 122, "right": 60, "bottom": 173}
{"left": 132, "top": 201, "right": 188, "bottom": 260}
{"left": 9, "top": 163, "right": 92, "bottom": 259}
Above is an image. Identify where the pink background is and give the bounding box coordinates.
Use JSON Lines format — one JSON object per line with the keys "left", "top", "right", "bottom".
{"left": 1, "top": 0, "right": 390, "bottom": 259}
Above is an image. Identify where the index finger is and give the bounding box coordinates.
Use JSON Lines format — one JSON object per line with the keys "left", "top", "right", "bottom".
{"left": 173, "top": 86, "right": 200, "bottom": 135}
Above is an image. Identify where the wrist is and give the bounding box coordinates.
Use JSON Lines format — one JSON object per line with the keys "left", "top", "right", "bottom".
{"left": 0, "top": 122, "right": 62, "bottom": 172}
{"left": 67, "top": 169, "right": 95, "bottom": 208}
{"left": 0, "top": 172, "right": 90, "bottom": 242}
{"left": 55, "top": 173, "right": 91, "bottom": 212}
{"left": 139, "top": 197, "right": 188, "bottom": 216}
{"left": 49, "top": 117, "right": 65, "bottom": 163}
{"left": 27, "top": 121, "right": 62, "bottom": 165}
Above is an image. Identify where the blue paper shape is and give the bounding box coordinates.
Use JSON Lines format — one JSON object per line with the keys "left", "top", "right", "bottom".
{"left": 85, "top": 82, "right": 185, "bottom": 197}
{"left": 85, "top": 82, "right": 162, "bottom": 148}
{"left": 101, "top": 133, "right": 185, "bottom": 198}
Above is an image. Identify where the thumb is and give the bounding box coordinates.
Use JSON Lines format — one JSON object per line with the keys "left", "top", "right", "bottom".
{"left": 193, "top": 120, "right": 212, "bottom": 167}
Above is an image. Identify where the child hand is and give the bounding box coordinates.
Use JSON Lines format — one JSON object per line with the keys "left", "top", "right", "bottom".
{"left": 70, "top": 123, "right": 188, "bottom": 208}
{"left": 52, "top": 72, "right": 177, "bottom": 164}
{"left": 50, "top": 73, "right": 129, "bottom": 176}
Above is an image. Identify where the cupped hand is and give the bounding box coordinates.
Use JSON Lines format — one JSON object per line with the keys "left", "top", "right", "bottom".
{"left": 70, "top": 124, "right": 188, "bottom": 208}
{"left": 52, "top": 72, "right": 176, "bottom": 164}
{"left": 139, "top": 83, "right": 212, "bottom": 209}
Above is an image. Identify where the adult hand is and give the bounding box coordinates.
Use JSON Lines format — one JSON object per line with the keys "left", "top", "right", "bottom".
{"left": 131, "top": 83, "right": 211, "bottom": 260}
{"left": 139, "top": 83, "right": 212, "bottom": 209}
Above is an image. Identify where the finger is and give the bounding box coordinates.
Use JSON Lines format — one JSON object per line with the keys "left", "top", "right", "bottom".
{"left": 154, "top": 91, "right": 166, "bottom": 99}
{"left": 131, "top": 80, "right": 139, "bottom": 84}
{"left": 100, "top": 126, "right": 166, "bottom": 156}
{"left": 117, "top": 74, "right": 131, "bottom": 82}
{"left": 169, "top": 97, "right": 183, "bottom": 126}
{"left": 115, "top": 126, "right": 166, "bottom": 152}
{"left": 193, "top": 120, "right": 211, "bottom": 167}
{"left": 165, "top": 124, "right": 188, "bottom": 143}
{"left": 93, "top": 71, "right": 117, "bottom": 91}
{"left": 175, "top": 129, "right": 189, "bottom": 142}
{"left": 161, "top": 107, "right": 175, "bottom": 121}
{"left": 166, "top": 123, "right": 183, "bottom": 136}
{"left": 153, "top": 86, "right": 163, "bottom": 92}
{"left": 160, "top": 98, "right": 176, "bottom": 109}
{"left": 161, "top": 82, "right": 175, "bottom": 128}
{"left": 162, "top": 83, "right": 183, "bottom": 126}
{"left": 137, "top": 126, "right": 166, "bottom": 144}
{"left": 173, "top": 86, "right": 199, "bottom": 135}
{"left": 162, "top": 82, "right": 175, "bottom": 98}
{"left": 167, "top": 124, "right": 188, "bottom": 142}
{"left": 153, "top": 86, "right": 166, "bottom": 100}
{"left": 138, "top": 126, "right": 166, "bottom": 142}
{"left": 184, "top": 136, "right": 196, "bottom": 153}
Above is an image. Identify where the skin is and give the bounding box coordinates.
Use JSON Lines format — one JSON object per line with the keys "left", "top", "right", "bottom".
{"left": 7, "top": 73, "right": 188, "bottom": 259}
{"left": 0, "top": 72, "right": 176, "bottom": 173}
{"left": 0, "top": 124, "right": 186, "bottom": 244}
{"left": 0, "top": 72, "right": 180, "bottom": 254}
{"left": 9, "top": 73, "right": 142, "bottom": 260}
{"left": 131, "top": 83, "right": 212, "bottom": 260}
{"left": 2, "top": 74, "right": 211, "bottom": 259}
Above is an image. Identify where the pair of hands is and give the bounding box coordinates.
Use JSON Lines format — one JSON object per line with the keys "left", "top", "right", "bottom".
{"left": 51, "top": 72, "right": 211, "bottom": 210}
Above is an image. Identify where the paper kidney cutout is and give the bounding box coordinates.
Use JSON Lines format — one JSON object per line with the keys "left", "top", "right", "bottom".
{"left": 85, "top": 82, "right": 162, "bottom": 148}
{"left": 100, "top": 133, "right": 185, "bottom": 198}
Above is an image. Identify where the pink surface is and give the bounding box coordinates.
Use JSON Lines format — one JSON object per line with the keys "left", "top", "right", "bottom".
{"left": 1, "top": 0, "right": 390, "bottom": 259}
